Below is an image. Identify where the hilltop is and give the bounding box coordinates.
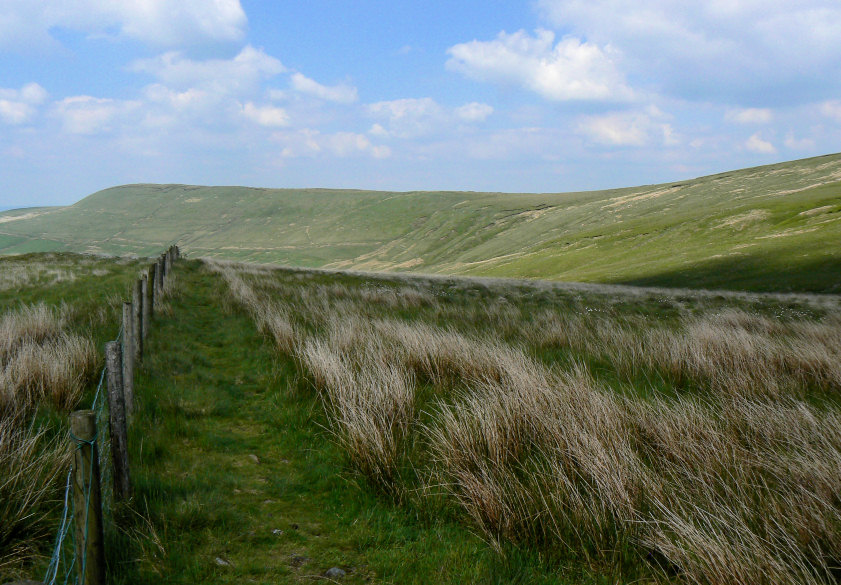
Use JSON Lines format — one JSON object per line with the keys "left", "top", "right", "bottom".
{"left": 1, "top": 153, "right": 840, "bottom": 292}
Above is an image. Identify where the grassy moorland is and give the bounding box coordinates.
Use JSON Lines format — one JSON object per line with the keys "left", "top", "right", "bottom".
{"left": 207, "top": 259, "right": 841, "bottom": 585}
{"left": 1, "top": 153, "right": 840, "bottom": 292}
{"left": 2, "top": 253, "right": 841, "bottom": 584}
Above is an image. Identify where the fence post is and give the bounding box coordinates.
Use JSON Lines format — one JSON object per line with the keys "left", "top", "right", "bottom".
{"left": 105, "top": 341, "right": 132, "bottom": 502}
{"left": 156, "top": 258, "right": 164, "bottom": 299}
{"left": 141, "top": 273, "right": 151, "bottom": 340}
{"left": 148, "top": 263, "right": 157, "bottom": 311}
{"left": 132, "top": 279, "right": 143, "bottom": 361}
{"left": 121, "top": 303, "right": 135, "bottom": 420}
{"left": 70, "top": 410, "right": 105, "bottom": 585}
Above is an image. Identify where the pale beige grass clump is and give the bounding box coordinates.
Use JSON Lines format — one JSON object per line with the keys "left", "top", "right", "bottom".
{"left": 427, "top": 363, "right": 644, "bottom": 560}
{"left": 530, "top": 308, "right": 841, "bottom": 398}
{"left": 0, "top": 416, "right": 67, "bottom": 571}
{"left": 0, "top": 304, "right": 96, "bottom": 413}
{"left": 298, "top": 336, "right": 415, "bottom": 490}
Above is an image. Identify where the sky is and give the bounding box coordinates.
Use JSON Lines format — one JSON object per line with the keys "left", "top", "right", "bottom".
{"left": 1, "top": 1, "right": 841, "bottom": 208}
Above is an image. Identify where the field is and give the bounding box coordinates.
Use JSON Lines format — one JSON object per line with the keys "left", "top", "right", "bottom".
{"left": 1, "top": 153, "right": 840, "bottom": 293}
{"left": 2, "top": 243, "right": 841, "bottom": 583}
{"left": 206, "top": 259, "right": 841, "bottom": 584}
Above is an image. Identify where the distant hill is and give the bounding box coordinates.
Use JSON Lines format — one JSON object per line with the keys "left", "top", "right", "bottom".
{"left": 1, "top": 153, "right": 840, "bottom": 293}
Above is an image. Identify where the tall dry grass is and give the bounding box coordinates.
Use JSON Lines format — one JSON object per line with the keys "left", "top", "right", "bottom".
{"left": 210, "top": 260, "right": 841, "bottom": 584}
{"left": 526, "top": 308, "right": 841, "bottom": 399}
{"left": 0, "top": 416, "right": 68, "bottom": 572}
{"left": 0, "top": 302, "right": 97, "bottom": 572}
{"left": 0, "top": 303, "right": 96, "bottom": 414}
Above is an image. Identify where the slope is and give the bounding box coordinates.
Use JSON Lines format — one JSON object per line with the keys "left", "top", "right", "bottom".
{"left": 1, "top": 153, "right": 840, "bottom": 292}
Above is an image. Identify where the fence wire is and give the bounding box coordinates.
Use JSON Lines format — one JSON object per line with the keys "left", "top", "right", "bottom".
{"left": 43, "top": 324, "right": 121, "bottom": 585}
{"left": 42, "top": 247, "right": 175, "bottom": 585}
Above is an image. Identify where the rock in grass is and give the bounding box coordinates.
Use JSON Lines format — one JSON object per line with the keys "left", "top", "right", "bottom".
{"left": 215, "top": 556, "right": 232, "bottom": 567}
{"left": 324, "top": 567, "right": 346, "bottom": 579}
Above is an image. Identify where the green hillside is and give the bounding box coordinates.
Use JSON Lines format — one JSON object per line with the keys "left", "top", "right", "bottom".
{"left": 2, "top": 153, "right": 840, "bottom": 292}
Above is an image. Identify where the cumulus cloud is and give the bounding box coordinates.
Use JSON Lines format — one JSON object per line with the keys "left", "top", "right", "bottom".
{"left": 745, "top": 133, "right": 777, "bottom": 154}
{"left": 577, "top": 107, "right": 675, "bottom": 146}
{"left": 446, "top": 29, "right": 634, "bottom": 102}
{"left": 290, "top": 73, "right": 358, "bottom": 104}
{"left": 131, "top": 46, "right": 285, "bottom": 95}
{"left": 726, "top": 108, "right": 773, "bottom": 124}
{"left": 0, "top": 82, "right": 48, "bottom": 124}
{"left": 536, "top": 0, "right": 841, "bottom": 105}
{"left": 241, "top": 102, "right": 289, "bottom": 127}
{"left": 0, "top": 0, "right": 246, "bottom": 49}
{"left": 272, "top": 129, "right": 390, "bottom": 159}
{"left": 52, "top": 96, "right": 140, "bottom": 134}
{"left": 368, "top": 97, "right": 494, "bottom": 138}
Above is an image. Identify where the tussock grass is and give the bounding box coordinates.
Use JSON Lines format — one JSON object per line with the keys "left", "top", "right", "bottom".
{"left": 0, "top": 252, "right": 149, "bottom": 580}
{"left": 211, "top": 259, "right": 841, "bottom": 584}
{"left": 0, "top": 304, "right": 96, "bottom": 413}
{"left": 0, "top": 416, "right": 68, "bottom": 573}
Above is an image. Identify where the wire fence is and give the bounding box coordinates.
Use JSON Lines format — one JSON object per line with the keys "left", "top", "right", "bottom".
{"left": 40, "top": 245, "right": 179, "bottom": 585}
{"left": 43, "top": 328, "right": 119, "bottom": 585}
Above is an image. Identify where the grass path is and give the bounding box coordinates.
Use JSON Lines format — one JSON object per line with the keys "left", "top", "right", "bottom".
{"left": 119, "top": 261, "right": 582, "bottom": 584}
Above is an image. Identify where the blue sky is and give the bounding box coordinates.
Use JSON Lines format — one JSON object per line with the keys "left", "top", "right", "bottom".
{"left": 1, "top": 0, "right": 840, "bottom": 208}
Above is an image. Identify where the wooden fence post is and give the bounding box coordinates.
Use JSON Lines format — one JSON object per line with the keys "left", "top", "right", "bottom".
{"left": 148, "top": 263, "right": 157, "bottom": 311}
{"left": 142, "top": 272, "right": 151, "bottom": 338}
{"left": 70, "top": 410, "right": 105, "bottom": 585}
{"left": 105, "top": 341, "right": 132, "bottom": 502}
{"left": 156, "top": 258, "right": 164, "bottom": 298}
{"left": 121, "top": 303, "right": 135, "bottom": 420}
{"left": 133, "top": 279, "right": 143, "bottom": 361}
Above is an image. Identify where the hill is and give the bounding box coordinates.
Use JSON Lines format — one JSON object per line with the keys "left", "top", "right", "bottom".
{"left": 1, "top": 153, "right": 840, "bottom": 292}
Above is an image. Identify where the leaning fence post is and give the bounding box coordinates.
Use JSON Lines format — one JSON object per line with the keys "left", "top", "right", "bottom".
{"left": 121, "top": 303, "right": 135, "bottom": 420}
{"left": 105, "top": 341, "right": 132, "bottom": 502}
{"left": 132, "top": 279, "right": 143, "bottom": 361}
{"left": 70, "top": 410, "right": 105, "bottom": 585}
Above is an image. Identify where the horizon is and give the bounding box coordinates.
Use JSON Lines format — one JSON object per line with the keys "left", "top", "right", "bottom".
{"left": 2, "top": 150, "right": 840, "bottom": 213}
{"left": 3, "top": 2, "right": 841, "bottom": 209}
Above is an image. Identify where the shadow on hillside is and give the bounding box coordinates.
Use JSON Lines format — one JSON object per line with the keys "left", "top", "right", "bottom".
{"left": 613, "top": 254, "right": 841, "bottom": 294}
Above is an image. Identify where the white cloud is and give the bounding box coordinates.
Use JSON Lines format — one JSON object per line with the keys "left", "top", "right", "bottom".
{"left": 368, "top": 97, "right": 494, "bottom": 138}
{"left": 131, "top": 46, "right": 285, "bottom": 95}
{"left": 52, "top": 96, "right": 140, "bottom": 134}
{"left": 744, "top": 133, "right": 777, "bottom": 154}
{"left": 536, "top": 0, "right": 841, "bottom": 104}
{"left": 272, "top": 129, "right": 390, "bottom": 159}
{"left": 290, "top": 73, "right": 358, "bottom": 104}
{"left": 820, "top": 100, "right": 841, "bottom": 121}
{"left": 784, "top": 132, "right": 815, "bottom": 150}
{"left": 456, "top": 102, "right": 494, "bottom": 122}
{"left": 0, "top": 0, "right": 246, "bottom": 49}
{"left": 241, "top": 102, "right": 289, "bottom": 127}
{"left": 0, "top": 82, "right": 48, "bottom": 124}
{"left": 368, "top": 98, "right": 446, "bottom": 138}
{"left": 143, "top": 84, "right": 209, "bottom": 111}
{"left": 446, "top": 29, "right": 634, "bottom": 102}
{"left": 577, "top": 108, "right": 675, "bottom": 146}
{"left": 726, "top": 108, "right": 773, "bottom": 124}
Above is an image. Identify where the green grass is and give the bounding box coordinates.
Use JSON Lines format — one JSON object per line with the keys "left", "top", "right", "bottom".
{"left": 1, "top": 153, "right": 840, "bottom": 292}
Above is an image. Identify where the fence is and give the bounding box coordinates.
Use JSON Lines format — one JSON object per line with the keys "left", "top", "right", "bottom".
{"left": 37, "top": 246, "right": 180, "bottom": 585}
